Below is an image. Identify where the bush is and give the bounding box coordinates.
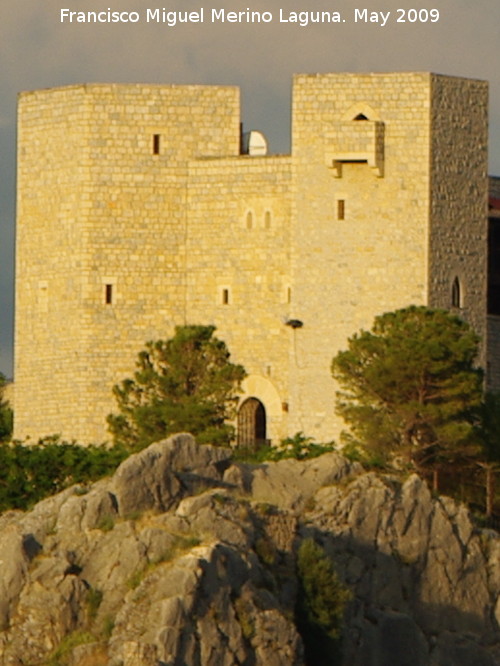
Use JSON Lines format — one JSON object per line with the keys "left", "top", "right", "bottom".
{"left": 296, "top": 538, "right": 351, "bottom": 665}
{"left": 0, "top": 373, "right": 12, "bottom": 442}
{"left": 0, "top": 437, "right": 128, "bottom": 512}
{"left": 233, "top": 432, "right": 335, "bottom": 463}
{"left": 47, "top": 631, "right": 95, "bottom": 666}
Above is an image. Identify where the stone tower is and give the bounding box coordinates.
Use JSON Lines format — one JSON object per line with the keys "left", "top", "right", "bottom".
{"left": 14, "top": 73, "right": 488, "bottom": 445}
{"left": 287, "top": 73, "right": 488, "bottom": 440}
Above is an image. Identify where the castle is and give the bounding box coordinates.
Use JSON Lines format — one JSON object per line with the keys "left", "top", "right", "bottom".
{"left": 13, "top": 72, "right": 494, "bottom": 446}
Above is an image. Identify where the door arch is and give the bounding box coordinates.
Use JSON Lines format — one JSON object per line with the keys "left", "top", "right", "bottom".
{"left": 237, "top": 398, "right": 267, "bottom": 450}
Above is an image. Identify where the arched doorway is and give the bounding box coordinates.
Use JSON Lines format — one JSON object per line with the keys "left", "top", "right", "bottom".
{"left": 237, "top": 398, "right": 267, "bottom": 450}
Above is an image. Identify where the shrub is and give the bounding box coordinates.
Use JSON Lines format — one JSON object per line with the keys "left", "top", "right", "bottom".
{"left": 0, "top": 373, "right": 12, "bottom": 442}
{"left": 233, "top": 432, "right": 335, "bottom": 463}
{"left": 48, "top": 631, "right": 95, "bottom": 665}
{"left": 0, "top": 437, "right": 128, "bottom": 512}
{"left": 296, "top": 538, "right": 351, "bottom": 665}
{"left": 86, "top": 588, "right": 103, "bottom": 621}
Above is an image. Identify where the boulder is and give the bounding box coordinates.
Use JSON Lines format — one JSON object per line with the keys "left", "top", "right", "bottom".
{"left": 112, "top": 433, "right": 232, "bottom": 516}
{"left": 0, "top": 435, "right": 498, "bottom": 666}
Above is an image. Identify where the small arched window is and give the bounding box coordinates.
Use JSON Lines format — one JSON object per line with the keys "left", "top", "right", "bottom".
{"left": 264, "top": 211, "right": 271, "bottom": 229}
{"left": 246, "top": 211, "right": 253, "bottom": 229}
{"left": 451, "top": 277, "right": 462, "bottom": 308}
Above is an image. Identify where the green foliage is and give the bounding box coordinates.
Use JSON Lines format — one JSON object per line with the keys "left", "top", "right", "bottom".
{"left": 96, "top": 515, "right": 115, "bottom": 532}
{"left": 340, "top": 441, "right": 388, "bottom": 470}
{"left": 275, "top": 432, "right": 335, "bottom": 460}
{"left": 296, "top": 538, "right": 351, "bottom": 665}
{"left": 0, "top": 437, "right": 127, "bottom": 512}
{"left": 0, "top": 373, "right": 13, "bottom": 442}
{"left": 160, "top": 533, "right": 201, "bottom": 561}
{"left": 47, "top": 631, "right": 95, "bottom": 665}
{"left": 107, "top": 325, "right": 246, "bottom": 451}
{"left": 233, "top": 432, "right": 335, "bottom": 463}
{"left": 86, "top": 587, "right": 103, "bottom": 621}
{"left": 468, "top": 392, "right": 500, "bottom": 518}
{"left": 476, "top": 391, "right": 500, "bottom": 463}
{"left": 126, "top": 569, "right": 144, "bottom": 590}
{"left": 234, "top": 597, "right": 256, "bottom": 640}
{"left": 332, "top": 306, "right": 483, "bottom": 472}
{"left": 101, "top": 614, "right": 115, "bottom": 639}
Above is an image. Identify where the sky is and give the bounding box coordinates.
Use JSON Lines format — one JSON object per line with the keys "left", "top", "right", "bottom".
{"left": 1, "top": 0, "right": 499, "bottom": 377}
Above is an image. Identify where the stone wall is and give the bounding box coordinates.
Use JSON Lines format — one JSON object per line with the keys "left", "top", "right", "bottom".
{"left": 185, "top": 155, "right": 293, "bottom": 442}
{"left": 14, "top": 84, "right": 241, "bottom": 443}
{"left": 290, "top": 73, "right": 430, "bottom": 440}
{"left": 428, "top": 75, "right": 488, "bottom": 365}
{"left": 14, "top": 74, "right": 490, "bottom": 445}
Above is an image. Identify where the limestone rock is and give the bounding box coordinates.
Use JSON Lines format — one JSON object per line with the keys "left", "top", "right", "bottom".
{"left": 0, "top": 436, "right": 498, "bottom": 666}
{"left": 112, "top": 433, "right": 232, "bottom": 516}
{"left": 228, "top": 450, "right": 358, "bottom": 511}
{"left": 0, "top": 525, "right": 33, "bottom": 630}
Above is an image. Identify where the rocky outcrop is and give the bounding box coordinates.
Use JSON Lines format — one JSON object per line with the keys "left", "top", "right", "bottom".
{"left": 311, "top": 474, "right": 500, "bottom": 665}
{"left": 0, "top": 434, "right": 498, "bottom": 665}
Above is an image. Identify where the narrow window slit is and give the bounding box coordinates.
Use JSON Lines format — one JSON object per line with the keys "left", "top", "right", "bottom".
{"left": 105, "top": 284, "right": 113, "bottom": 305}
{"left": 153, "top": 134, "right": 161, "bottom": 155}
{"left": 451, "top": 277, "right": 461, "bottom": 308}
{"left": 337, "top": 200, "right": 345, "bottom": 220}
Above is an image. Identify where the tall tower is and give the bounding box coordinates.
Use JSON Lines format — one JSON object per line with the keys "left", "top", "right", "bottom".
{"left": 14, "top": 84, "right": 240, "bottom": 443}
{"left": 286, "top": 73, "right": 488, "bottom": 440}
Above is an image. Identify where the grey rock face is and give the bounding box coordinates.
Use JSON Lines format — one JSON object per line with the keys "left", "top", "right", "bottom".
{"left": 112, "top": 433, "right": 232, "bottom": 516}
{"left": 224, "top": 450, "right": 359, "bottom": 511}
{"left": 312, "top": 472, "right": 500, "bottom": 665}
{"left": 0, "top": 436, "right": 498, "bottom": 665}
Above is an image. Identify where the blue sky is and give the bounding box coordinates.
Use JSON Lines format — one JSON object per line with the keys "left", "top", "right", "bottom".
{"left": 1, "top": 0, "right": 499, "bottom": 376}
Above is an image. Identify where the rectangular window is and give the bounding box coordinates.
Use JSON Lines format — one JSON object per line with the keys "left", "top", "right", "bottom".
{"left": 153, "top": 134, "right": 160, "bottom": 155}
{"left": 222, "top": 288, "right": 229, "bottom": 305}
{"left": 337, "top": 199, "right": 345, "bottom": 220}
{"left": 105, "top": 284, "right": 113, "bottom": 305}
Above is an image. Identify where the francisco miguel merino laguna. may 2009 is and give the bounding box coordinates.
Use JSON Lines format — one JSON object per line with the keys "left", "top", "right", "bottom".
{"left": 60, "top": 7, "right": 441, "bottom": 27}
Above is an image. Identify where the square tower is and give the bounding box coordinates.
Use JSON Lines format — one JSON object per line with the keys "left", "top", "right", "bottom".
{"left": 287, "top": 73, "right": 487, "bottom": 440}
{"left": 14, "top": 84, "right": 240, "bottom": 443}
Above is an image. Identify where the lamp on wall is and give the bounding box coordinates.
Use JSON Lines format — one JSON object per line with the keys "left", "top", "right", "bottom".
{"left": 285, "top": 319, "right": 303, "bottom": 329}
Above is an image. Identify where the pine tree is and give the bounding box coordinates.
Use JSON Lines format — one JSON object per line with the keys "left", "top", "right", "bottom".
{"left": 476, "top": 392, "right": 500, "bottom": 516}
{"left": 107, "top": 325, "right": 246, "bottom": 450}
{"left": 331, "top": 306, "right": 483, "bottom": 475}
